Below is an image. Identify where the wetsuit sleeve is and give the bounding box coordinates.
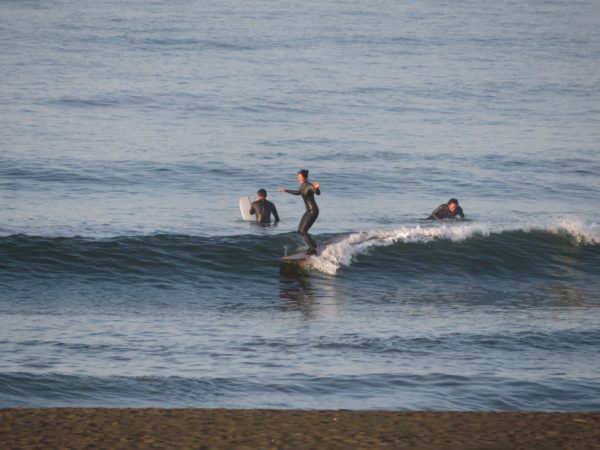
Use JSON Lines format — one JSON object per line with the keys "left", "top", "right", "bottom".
{"left": 306, "top": 183, "right": 320, "bottom": 195}
{"left": 457, "top": 207, "right": 465, "bottom": 219}
{"left": 249, "top": 202, "right": 256, "bottom": 216}
{"left": 272, "top": 203, "right": 280, "bottom": 222}
{"left": 429, "top": 205, "right": 444, "bottom": 220}
{"left": 284, "top": 189, "right": 301, "bottom": 195}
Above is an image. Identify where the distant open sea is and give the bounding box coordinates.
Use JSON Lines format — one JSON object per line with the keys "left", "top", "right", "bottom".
{"left": 1, "top": 0, "right": 599, "bottom": 410}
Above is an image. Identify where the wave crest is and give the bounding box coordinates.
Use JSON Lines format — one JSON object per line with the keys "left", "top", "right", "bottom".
{"left": 310, "top": 219, "right": 599, "bottom": 275}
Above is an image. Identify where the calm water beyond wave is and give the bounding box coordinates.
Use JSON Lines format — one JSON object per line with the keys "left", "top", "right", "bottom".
{"left": 1, "top": 0, "right": 600, "bottom": 410}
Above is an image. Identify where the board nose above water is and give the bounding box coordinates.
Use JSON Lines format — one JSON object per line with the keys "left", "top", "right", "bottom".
{"left": 239, "top": 196, "right": 252, "bottom": 221}
{"left": 280, "top": 249, "right": 321, "bottom": 275}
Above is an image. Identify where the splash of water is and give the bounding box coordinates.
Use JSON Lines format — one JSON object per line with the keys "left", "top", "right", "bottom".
{"left": 310, "top": 218, "right": 599, "bottom": 275}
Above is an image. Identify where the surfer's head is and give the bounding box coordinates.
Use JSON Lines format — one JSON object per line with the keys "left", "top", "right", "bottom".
{"left": 257, "top": 188, "right": 267, "bottom": 198}
{"left": 297, "top": 169, "right": 309, "bottom": 182}
{"left": 447, "top": 198, "right": 459, "bottom": 213}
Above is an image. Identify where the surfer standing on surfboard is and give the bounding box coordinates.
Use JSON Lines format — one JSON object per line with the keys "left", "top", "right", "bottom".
{"left": 279, "top": 169, "right": 320, "bottom": 255}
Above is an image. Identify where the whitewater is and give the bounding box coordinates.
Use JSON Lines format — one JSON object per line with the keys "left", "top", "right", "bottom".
{"left": 311, "top": 218, "right": 600, "bottom": 274}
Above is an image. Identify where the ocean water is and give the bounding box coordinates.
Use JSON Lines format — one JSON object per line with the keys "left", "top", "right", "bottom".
{"left": 1, "top": 0, "right": 600, "bottom": 410}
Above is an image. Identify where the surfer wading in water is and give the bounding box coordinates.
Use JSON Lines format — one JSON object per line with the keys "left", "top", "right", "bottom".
{"left": 279, "top": 169, "right": 320, "bottom": 255}
{"left": 250, "top": 189, "right": 279, "bottom": 224}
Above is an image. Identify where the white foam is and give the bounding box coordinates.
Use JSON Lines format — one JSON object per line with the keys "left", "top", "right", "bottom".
{"left": 309, "top": 218, "right": 599, "bottom": 275}
{"left": 548, "top": 217, "right": 600, "bottom": 245}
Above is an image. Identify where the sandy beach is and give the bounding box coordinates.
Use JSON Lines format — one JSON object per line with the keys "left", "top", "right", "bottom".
{"left": 1, "top": 409, "right": 599, "bottom": 449}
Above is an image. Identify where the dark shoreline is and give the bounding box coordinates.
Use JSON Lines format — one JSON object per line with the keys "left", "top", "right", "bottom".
{"left": 1, "top": 408, "right": 599, "bottom": 449}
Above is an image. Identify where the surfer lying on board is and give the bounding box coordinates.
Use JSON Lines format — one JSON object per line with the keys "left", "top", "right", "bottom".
{"left": 427, "top": 198, "right": 465, "bottom": 220}
{"left": 279, "top": 169, "right": 320, "bottom": 255}
{"left": 250, "top": 189, "right": 280, "bottom": 224}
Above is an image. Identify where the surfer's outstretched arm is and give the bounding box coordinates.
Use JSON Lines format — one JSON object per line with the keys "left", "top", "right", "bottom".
{"left": 279, "top": 187, "right": 301, "bottom": 195}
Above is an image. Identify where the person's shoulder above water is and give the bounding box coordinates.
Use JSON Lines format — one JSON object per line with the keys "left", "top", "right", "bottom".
{"left": 249, "top": 188, "right": 279, "bottom": 223}
{"left": 427, "top": 197, "right": 465, "bottom": 220}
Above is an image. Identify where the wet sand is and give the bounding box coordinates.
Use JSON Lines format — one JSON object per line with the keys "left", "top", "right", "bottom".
{"left": 1, "top": 409, "right": 599, "bottom": 449}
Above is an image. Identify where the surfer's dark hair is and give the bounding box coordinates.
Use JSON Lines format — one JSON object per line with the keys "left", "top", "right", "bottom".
{"left": 257, "top": 189, "right": 267, "bottom": 197}
{"left": 297, "top": 169, "right": 309, "bottom": 178}
{"left": 448, "top": 198, "right": 459, "bottom": 206}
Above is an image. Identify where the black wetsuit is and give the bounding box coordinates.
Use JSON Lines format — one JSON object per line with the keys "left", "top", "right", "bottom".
{"left": 285, "top": 182, "right": 320, "bottom": 253}
{"left": 428, "top": 204, "right": 465, "bottom": 220}
{"left": 249, "top": 199, "right": 279, "bottom": 223}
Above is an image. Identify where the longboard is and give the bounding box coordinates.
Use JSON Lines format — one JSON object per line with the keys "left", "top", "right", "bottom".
{"left": 280, "top": 247, "right": 324, "bottom": 275}
{"left": 239, "top": 196, "right": 253, "bottom": 221}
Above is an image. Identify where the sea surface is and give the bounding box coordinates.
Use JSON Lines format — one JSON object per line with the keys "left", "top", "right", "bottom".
{"left": 1, "top": 0, "right": 600, "bottom": 410}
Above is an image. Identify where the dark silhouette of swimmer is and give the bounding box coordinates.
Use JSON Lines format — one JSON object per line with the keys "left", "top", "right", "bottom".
{"left": 250, "top": 189, "right": 279, "bottom": 223}
{"left": 428, "top": 198, "right": 465, "bottom": 220}
{"left": 279, "top": 169, "right": 320, "bottom": 255}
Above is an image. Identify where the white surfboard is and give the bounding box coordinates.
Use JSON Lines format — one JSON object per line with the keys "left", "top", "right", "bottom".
{"left": 239, "top": 196, "right": 253, "bottom": 221}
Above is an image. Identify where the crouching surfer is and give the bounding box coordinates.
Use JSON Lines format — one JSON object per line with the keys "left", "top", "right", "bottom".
{"left": 250, "top": 189, "right": 280, "bottom": 224}
{"left": 428, "top": 198, "right": 465, "bottom": 220}
{"left": 279, "top": 169, "right": 320, "bottom": 255}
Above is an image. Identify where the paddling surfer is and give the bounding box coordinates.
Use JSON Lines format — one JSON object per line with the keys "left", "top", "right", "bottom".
{"left": 250, "top": 189, "right": 280, "bottom": 224}
{"left": 279, "top": 169, "right": 321, "bottom": 255}
{"left": 428, "top": 198, "right": 465, "bottom": 220}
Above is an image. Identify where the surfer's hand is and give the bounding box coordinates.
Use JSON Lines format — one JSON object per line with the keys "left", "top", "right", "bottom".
{"left": 278, "top": 187, "right": 285, "bottom": 192}
{"left": 314, "top": 181, "right": 320, "bottom": 188}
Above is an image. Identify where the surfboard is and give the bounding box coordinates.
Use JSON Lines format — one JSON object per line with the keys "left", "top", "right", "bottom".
{"left": 279, "top": 237, "right": 341, "bottom": 275}
{"left": 279, "top": 245, "right": 326, "bottom": 275}
{"left": 280, "top": 251, "right": 316, "bottom": 275}
{"left": 239, "top": 196, "right": 253, "bottom": 221}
